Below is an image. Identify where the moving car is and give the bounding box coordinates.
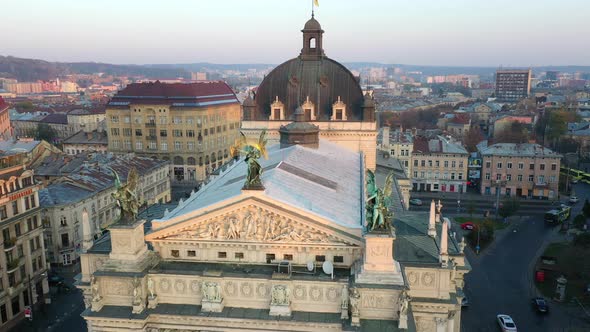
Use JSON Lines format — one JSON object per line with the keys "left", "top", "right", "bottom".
{"left": 409, "top": 198, "right": 423, "bottom": 206}
{"left": 569, "top": 196, "right": 579, "bottom": 204}
{"left": 531, "top": 297, "right": 549, "bottom": 313}
{"left": 497, "top": 314, "right": 517, "bottom": 332}
{"left": 460, "top": 222, "right": 475, "bottom": 230}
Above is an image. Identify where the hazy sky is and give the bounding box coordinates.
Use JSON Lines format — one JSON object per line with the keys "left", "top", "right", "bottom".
{"left": 3, "top": 0, "right": 589, "bottom": 66}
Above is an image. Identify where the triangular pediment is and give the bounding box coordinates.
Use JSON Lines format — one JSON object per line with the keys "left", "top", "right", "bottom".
{"left": 146, "top": 198, "right": 362, "bottom": 247}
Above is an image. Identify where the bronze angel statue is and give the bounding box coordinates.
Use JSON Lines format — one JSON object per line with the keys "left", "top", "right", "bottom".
{"left": 231, "top": 130, "right": 268, "bottom": 189}
{"left": 110, "top": 167, "right": 140, "bottom": 223}
{"left": 366, "top": 170, "right": 394, "bottom": 231}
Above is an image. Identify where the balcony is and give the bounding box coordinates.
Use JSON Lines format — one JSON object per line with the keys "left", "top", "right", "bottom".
{"left": 145, "top": 122, "right": 157, "bottom": 127}
{"left": 3, "top": 237, "right": 16, "bottom": 251}
{"left": 146, "top": 135, "right": 157, "bottom": 141}
{"left": 6, "top": 258, "right": 20, "bottom": 273}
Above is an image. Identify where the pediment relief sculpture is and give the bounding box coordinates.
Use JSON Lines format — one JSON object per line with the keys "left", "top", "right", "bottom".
{"left": 155, "top": 205, "right": 356, "bottom": 246}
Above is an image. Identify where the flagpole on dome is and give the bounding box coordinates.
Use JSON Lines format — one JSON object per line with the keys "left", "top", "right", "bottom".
{"left": 311, "top": 0, "right": 319, "bottom": 17}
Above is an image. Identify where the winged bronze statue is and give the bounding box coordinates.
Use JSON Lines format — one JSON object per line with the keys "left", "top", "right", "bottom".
{"left": 232, "top": 130, "right": 268, "bottom": 189}
{"left": 366, "top": 170, "right": 394, "bottom": 231}
{"left": 110, "top": 167, "right": 140, "bottom": 223}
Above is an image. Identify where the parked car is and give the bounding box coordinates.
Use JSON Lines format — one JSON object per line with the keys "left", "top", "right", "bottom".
{"left": 47, "top": 273, "right": 65, "bottom": 287}
{"left": 569, "top": 196, "right": 579, "bottom": 204}
{"left": 409, "top": 198, "right": 423, "bottom": 206}
{"left": 461, "top": 222, "right": 475, "bottom": 230}
{"left": 531, "top": 297, "right": 549, "bottom": 313}
{"left": 497, "top": 314, "right": 517, "bottom": 332}
{"left": 461, "top": 296, "right": 469, "bottom": 307}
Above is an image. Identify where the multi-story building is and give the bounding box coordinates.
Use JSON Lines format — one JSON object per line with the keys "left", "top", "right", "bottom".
{"left": 38, "top": 153, "right": 170, "bottom": 266}
{"left": 411, "top": 136, "right": 469, "bottom": 192}
{"left": 0, "top": 151, "right": 48, "bottom": 330}
{"left": 0, "top": 97, "right": 11, "bottom": 140}
{"left": 106, "top": 81, "right": 241, "bottom": 183}
{"left": 480, "top": 143, "right": 561, "bottom": 199}
{"left": 377, "top": 127, "right": 413, "bottom": 175}
{"left": 495, "top": 69, "right": 532, "bottom": 102}
{"left": 66, "top": 109, "right": 106, "bottom": 133}
{"left": 62, "top": 129, "right": 108, "bottom": 155}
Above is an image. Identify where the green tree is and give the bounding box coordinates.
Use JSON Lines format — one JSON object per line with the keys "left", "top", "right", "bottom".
{"left": 573, "top": 214, "right": 586, "bottom": 229}
{"left": 498, "top": 198, "right": 520, "bottom": 219}
{"left": 33, "top": 123, "right": 57, "bottom": 143}
{"left": 494, "top": 122, "right": 530, "bottom": 144}
{"left": 463, "top": 127, "right": 485, "bottom": 152}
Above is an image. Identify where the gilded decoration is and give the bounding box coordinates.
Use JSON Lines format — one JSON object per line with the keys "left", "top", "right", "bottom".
{"left": 162, "top": 205, "right": 352, "bottom": 245}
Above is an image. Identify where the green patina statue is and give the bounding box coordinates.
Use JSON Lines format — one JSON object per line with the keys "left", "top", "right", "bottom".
{"left": 231, "top": 130, "right": 268, "bottom": 189}
{"left": 110, "top": 167, "right": 140, "bottom": 223}
{"left": 366, "top": 170, "right": 394, "bottom": 231}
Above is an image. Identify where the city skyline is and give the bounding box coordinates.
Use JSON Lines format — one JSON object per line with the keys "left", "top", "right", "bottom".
{"left": 3, "top": 0, "right": 590, "bottom": 67}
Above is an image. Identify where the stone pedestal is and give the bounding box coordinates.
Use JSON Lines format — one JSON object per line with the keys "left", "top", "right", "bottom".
{"left": 351, "top": 314, "right": 360, "bottom": 327}
{"left": 269, "top": 304, "right": 291, "bottom": 317}
{"left": 398, "top": 314, "right": 408, "bottom": 329}
{"left": 201, "top": 300, "right": 224, "bottom": 313}
{"left": 147, "top": 295, "right": 158, "bottom": 309}
{"left": 91, "top": 298, "right": 104, "bottom": 312}
{"left": 341, "top": 307, "right": 349, "bottom": 320}
{"left": 356, "top": 230, "right": 404, "bottom": 285}
{"left": 132, "top": 301, "right": 145, "bottom": 314}
{"left": 109, "top": 219, "right": 148, "bottom": 261}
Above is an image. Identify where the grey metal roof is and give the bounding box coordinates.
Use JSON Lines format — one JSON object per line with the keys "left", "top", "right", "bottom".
{"left": 155, "top": 140, "right": 363, "bottom": 229}
{"left": 0, "top": 140, "right": 41, "bottom": 156}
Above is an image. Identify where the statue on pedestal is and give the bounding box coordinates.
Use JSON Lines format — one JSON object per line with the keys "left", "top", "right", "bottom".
{"left": 231, "top": 130, "right": 268, "bottom": 190}
{"left": 110, "top": 167, "right": 140, "bottom": 224}
{"left": 147, "top": 276, "right": 155, "bottom": 298}
{"left": 132, "top": 276, "right": 142, "bottom": 305}
{"left": 349, "top": 287, "right": 361, "bottom": 316}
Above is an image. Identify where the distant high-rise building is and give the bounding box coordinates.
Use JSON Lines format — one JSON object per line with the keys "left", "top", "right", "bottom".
{"left": 495, "top": 69, "right": 532, "bottom": 102}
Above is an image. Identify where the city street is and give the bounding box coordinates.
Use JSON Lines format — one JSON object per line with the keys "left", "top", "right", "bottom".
{"left": 460, "top": 182, "right": 590, "bottom": 331}
{"left": 11, "top": 266, "right": 87, "bottom": 332}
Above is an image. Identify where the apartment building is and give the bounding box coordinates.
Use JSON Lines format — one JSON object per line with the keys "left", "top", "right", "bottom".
{"left": 37, "top": 153, "right": 170, "bottom": 266}
{"left": 411, "top": 136, "right": 469, "bottom": 192}
{"left": 0, "top": 151, "right": 48, "bottom": 330}
{"left": 495, "top": 69, "right": 532, "bottom": 102}
{"left": 0, "top": 97, "right": 11, "bottom": 140}
{"left": 377, "top": 127, "right": 413, "bottom": 175}
{"left": 480, "top": 143, "right": 561, "bottom": 199}
{"left": 106, "top": 81, "right": 241, "bottom": 183}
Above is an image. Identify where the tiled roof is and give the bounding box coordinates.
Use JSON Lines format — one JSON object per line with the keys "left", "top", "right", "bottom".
{"left": 63, "top": 130, "right": 108, "bottom": 145}
{"left": 412, "top": 136, "right": 467, "bottom": 155}
{"left": 108, "top": 81, "right": 239, "bottom": 107}
{"left": 449, "top": 114, "right": 470, "bottom": 125}
{"left": 42, "top": 113, "right": 68, "bottom": 124}
{"left": 480, "top": 143, "right": 561, "bottom": 157}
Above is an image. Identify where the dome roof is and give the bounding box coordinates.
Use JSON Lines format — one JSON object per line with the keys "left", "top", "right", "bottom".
{"left": 304, "top": 17, "right": 322, "bottom": 30}
{"left": 251, "top": 57, "right": 365, "bottom": 121}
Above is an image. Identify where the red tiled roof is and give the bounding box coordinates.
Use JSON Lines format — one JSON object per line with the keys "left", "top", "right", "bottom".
{"left": 109, "top": 81, "right": 239, "bottom": 106}
{"left": 412, "top": 136, "right": 430, "bottom": 153}
{"left": 450, "top": 113, "right": 470, "bottom": 125}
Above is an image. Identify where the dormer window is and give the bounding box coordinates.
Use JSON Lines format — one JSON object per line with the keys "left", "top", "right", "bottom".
{"left": 301, "top": 96, "right": 316, "bottom": 121}
{"left": 269, "top": 96, "right": 285, "bottom": 120}
{"left": 331, "top": 96, "right": 347, "bottom": 121}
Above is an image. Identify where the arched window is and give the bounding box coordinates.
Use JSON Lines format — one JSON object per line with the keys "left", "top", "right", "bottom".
{"left": 173, "top": 156, "right": 184, "bottom": 165}
{"left": 309, "top": 37, "right": 316, "bottom": 49}
{"left": 211, "top": 153, "right": 216, "bottom": 162}
{"left": 224, "top": 149, "right": 228, "bottom": 158}
{"left": 199, "top": 157, "right": 203, "bottom": 166}
{"left": 162, "top": 156, "right": 170, "bottom": 161}
{"left": 205, "top": 156, "right": 210, "bottom": 164}
{"left": 218, "top": 150, "right": 222, "bottom": 161}
{"left": 187, "top": 157, "right": 196, "bottom": 165}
